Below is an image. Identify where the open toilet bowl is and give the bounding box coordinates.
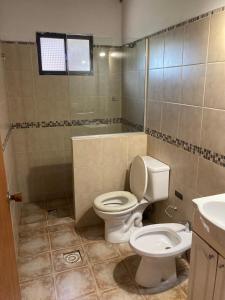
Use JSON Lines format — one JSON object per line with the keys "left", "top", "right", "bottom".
{"left": 129, "top": 223, "right": 192, "bottom": 290}
{"left": 93, "top": 156, "right": 170, "bottom": 243}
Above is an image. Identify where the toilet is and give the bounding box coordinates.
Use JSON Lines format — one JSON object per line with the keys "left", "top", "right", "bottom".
{"left": 130, "top": 223, "right": 192, "bottom": 289}
{"left": 93, "top": 155, "right": 170, "bottom": 243}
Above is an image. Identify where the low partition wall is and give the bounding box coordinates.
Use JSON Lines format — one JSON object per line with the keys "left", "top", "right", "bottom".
{"left": 72, "top": 132, "right": 147, "bottom": 227}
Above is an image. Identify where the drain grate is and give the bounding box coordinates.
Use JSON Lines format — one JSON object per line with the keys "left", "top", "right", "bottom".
{"left": 48, "top": 209, "right": 57, "bottom": 216}
{"left": 63, "top": 250, "right": 82, "bottom": 264}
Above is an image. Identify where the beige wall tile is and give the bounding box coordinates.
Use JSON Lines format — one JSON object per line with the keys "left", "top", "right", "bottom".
{"left": 169, "top": 180, "right": 197, "bottom": 223}
{"left": 147, "top": 135, "right": 161, "bottom": 161}
{"left": 146, "top": 100, "right": 162, "bottom": 131}
{"left": 161, "top": 103, "right": 180, "bottom": 137}
{"left": 136, "top": 40, "right": 146, "bottom": 71}
{"left": 197, "top": 158, "right": 225, "bottom": 196}
{"left": 148, "top": 68, "right": 164, "bottom": 101}
{"left": 201, "top": 108, "right": 225, "bottom": 154}
{"left": 208, "top": 11, "right": 225, "bottom": 62}
{"left": 163, "top": 67, "right": 182, "bottom": 102}
{"left": 183, "top": 18, "right": 209, "bottom": 65}
{"left": 181, "top": 64, "right": 205, "bottom": 106}
{"left": 1, "top": 42, "right": 19, "bottom": 71}
{"left": 205, "top": 62, "right": 225, "bottom": 109}
{"left": 149, "top": 34, "right": 164, "bottom": 69}
{"left": 127, "top": 133, "right": 147, "bottom": 165}
{"left": 73, "top": 138, "right": 103, "bottom": 168}
{"left": 175, "top": 148, "right": 198, "bottom": 190}
{"left": 164, "top": 26, "right": 184, "bottom": 67}
{"left": 178, "top": 105, "right": 202, "bottom": 145}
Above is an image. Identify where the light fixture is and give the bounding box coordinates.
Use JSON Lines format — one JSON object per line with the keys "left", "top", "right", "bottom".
{"left": 110, "top": 51, "right": 122, "bottom": 58}
{"left": 99, "top": 51, "right": 106, "bottom": 57}
{"left": 81, "top": 60, "right": 86, "bottom": 64}
{"left": 110, "top": 52, "right": 117, "bottom": 57}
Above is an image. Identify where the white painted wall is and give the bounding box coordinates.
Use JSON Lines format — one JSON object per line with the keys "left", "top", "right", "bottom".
{"left": 122, "top": 0, "right": 225, "bottom": 43}
{"left": 0, "top": 0, "right": 122, "bottom": 45}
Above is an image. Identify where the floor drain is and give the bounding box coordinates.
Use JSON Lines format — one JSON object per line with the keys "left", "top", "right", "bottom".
{"left": 48, "top": 209, "right": 57, "bottom": 216}
{"left": 63, "top": 250, "right": 82, "bottom": 264}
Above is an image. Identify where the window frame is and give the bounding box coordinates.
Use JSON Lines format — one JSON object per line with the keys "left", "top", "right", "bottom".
{"left": 67, "top": 34, "right": 93, "bottom": 76}
{"left": 36, "top": 32, "right": 93, "bottom": 76}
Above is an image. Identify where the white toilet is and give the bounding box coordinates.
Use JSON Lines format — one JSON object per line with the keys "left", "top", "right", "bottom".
{"left": 93, "top": 155, "right": 170, "bottom": 243}
{"left": 130, "top": 223, "right": 192, "bottom": 289}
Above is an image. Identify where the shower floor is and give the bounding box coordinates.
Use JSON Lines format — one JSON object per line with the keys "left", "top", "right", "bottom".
{"left": 17, "top": 199, "right": 189, "bottom": 300}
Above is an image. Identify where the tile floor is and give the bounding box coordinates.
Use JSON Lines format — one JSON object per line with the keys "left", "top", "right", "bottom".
{"left": 18, "top": 199, "right": 189, "bottom": 300}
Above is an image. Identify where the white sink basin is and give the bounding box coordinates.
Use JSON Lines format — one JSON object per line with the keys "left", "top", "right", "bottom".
{"left": 193, "top": 194, "right": 225, "bottom": 231}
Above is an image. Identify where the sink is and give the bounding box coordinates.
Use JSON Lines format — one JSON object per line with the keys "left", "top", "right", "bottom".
{"left": 193, "top": 194, "right": 225, "bottom": 231}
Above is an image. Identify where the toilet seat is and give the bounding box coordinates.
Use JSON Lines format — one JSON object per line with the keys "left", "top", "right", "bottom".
{"left": 130, "top": 223, "right": 192, "bottom": 258}
{"left": 93, "top": 191, "right": 138, "bottom": 212}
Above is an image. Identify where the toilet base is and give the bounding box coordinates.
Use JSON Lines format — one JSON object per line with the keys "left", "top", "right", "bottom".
{"left": 105, "top": 220, "right": 139, "bottom": 243}
{"left": 135, "top": 256, "right": 177, "bottom": 288}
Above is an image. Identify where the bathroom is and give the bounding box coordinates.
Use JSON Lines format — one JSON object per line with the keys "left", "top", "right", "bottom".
{"left": 1, "top": 0, "right": 225, "bottom": 299}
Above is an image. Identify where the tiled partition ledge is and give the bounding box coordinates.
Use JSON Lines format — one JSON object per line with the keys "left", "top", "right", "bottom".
{"left": 146, "top": 128, "right": 225, "bottom": 168}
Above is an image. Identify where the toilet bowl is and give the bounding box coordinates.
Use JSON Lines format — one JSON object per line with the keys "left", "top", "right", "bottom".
{"left": 129, "top": 223, "right": 192, "bottom": 289}
{"left": 93, "top": 156, "right": 170, "bottom": 243}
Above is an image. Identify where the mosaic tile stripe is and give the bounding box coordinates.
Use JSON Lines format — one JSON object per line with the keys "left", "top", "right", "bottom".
{"left": 121, "top": 118, "right": 144, "bottom": 132}
{"left": 146, "top": 128, "right": 225, "bottom": 168}
{"left": 2, "top": 126, "right": 13, "bottom": 152}
{"left": 12, "top": 118, "right": 122, "bottom": 129}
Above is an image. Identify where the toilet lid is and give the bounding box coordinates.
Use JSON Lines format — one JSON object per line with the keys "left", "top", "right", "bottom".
{"left": 130, "top": 156, "right": 148, "bottom": 201}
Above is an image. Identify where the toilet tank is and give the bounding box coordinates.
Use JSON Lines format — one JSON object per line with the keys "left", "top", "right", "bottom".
{"left": 142, "top": 156, "right": 170, "bottom": 202}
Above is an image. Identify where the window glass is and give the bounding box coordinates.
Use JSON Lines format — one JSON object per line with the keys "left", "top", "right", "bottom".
{"left": 67, "top": 38, "right": 91, "bottom": 72}
{"left": 40, "top": 37, "right": 66, "bottom": 72}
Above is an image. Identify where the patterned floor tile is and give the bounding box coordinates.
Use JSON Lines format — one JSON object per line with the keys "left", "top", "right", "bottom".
{"left": 142, "top": 286, "right": 187, "bottom": 300}
{"left": 100, "top": 284, "right": 144, "bottom": 299}
{"left": 49, "top": 229, "right": 81, "bottom": 250}
{"left": 55, "top": 266, "right": 96, "bottom": 300}
{"left": 19, "top": 222, "right": 47, "bottom": 238}
{"left": 92, "top": 258, "right": 132, "bottom": 291}
{"left": 18, "top": 252, "right": 52, "bottom": 282}
{"left": 20, "top": 276, "right": 56, "bottom": 300}
{"left": 20, "top": 212, "right": 46, "bottom": 225}
{"left": 18, "top": 233, "right": 50, "bottom": 257}
{"left": 84, "top": 241, "right": 121, "bottom": 264}
{"left": 78, "top": 225, "right": 104, "bottom": 244}
{"left": 117, "top": 242, "right": 134, "bottom": 256}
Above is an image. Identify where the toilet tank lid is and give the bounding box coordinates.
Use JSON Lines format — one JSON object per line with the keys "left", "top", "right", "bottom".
{"left": 142, "top": 156, "right": 170, "bottom": 173}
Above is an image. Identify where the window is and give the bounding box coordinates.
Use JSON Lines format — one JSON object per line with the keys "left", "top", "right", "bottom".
{"left": 36, "top": 32, "right": 93, "bottom": 75}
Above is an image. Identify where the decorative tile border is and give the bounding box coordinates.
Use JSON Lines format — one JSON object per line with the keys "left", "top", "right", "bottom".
{"left": 121, "top": 118, "right": 144, "bottom": 132}
{"left": 12, "top": 118, "right": 122, "bottom": 129}
{"left": 146, "top": 128, "right": 225, "bottom": 168}
{"left": 2, "top": 126, "right": 13, "bottom": 152}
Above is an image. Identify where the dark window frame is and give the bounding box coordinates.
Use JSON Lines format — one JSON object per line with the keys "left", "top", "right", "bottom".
{"left": 36, "top": 32, "right": 93, "bottom": 76}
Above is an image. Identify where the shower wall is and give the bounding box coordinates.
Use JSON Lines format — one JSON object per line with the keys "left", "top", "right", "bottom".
{"left": 2, "top": 41, "right": 123, "bottom": 202}
{"left": 122, "top": 39, "right": 146, "bottom": 131}
{"left": 0, "top": 42, "right": 20, "bottom": 253}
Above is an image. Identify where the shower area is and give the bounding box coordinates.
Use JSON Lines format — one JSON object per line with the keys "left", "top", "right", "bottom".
{"left": 1, "top": 36, "right": 146, "bottom": 207}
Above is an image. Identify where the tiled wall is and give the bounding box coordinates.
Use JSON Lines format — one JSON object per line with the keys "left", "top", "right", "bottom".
{"left": 2, "top": 42, "right": 123, "bottom": 203}
{"left": 72, "top": 132, "right": 147, "bottom": 227}
{"left": 0, "top": 43, "right": 20, "bottom": 254}
{"left": 122, "top": 39, "right": 146, "bottom": 130}
{"left": 146, "top": 9, "right": 225, "bottom": 224}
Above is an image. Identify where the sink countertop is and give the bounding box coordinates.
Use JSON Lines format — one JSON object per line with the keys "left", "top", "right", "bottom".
{"left": 192, "top": 194, "right": 225, "bottom": 258}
